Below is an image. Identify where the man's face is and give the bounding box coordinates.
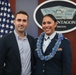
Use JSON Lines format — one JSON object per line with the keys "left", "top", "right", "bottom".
{"left": 42, "top": 16, "right": 57, "bottom": 35}
{"left": 14, "top": 14, "right": 28, "bottom": 33}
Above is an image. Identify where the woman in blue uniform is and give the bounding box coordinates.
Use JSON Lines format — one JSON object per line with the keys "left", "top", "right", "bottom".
{"left": 34, "top": 14, "right": 72, "bottom": 75}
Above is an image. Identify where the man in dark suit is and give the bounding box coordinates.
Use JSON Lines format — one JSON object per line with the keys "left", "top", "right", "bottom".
{"left": 0, "top": 11, "right": 34, "bottom": 75}
{"left": 34, "top": 14, "right": 72, "bottom": 75}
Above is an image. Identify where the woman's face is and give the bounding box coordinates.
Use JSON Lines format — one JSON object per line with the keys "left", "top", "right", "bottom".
{"left": 42, "top": 16, "right": 57, "bottom": 35}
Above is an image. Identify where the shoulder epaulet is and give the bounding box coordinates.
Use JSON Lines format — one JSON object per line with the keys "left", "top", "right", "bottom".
{"left": 65, "top": 37, "right": 68, "bottom": 39}
{"left": 64, "top": 37, "right": 70, "bottom": 41}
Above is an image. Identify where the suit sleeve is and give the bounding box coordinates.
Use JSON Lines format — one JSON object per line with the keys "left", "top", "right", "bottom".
{"left": 62, "top": 39, "right": 72, "bottom": 75}
{"left": 0, "top": 38, "right": 7, "bottom": 75}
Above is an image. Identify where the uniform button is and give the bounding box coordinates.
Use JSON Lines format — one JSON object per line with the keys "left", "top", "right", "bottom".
{"left": 43, "top": 70, "right": 45, "bottom": 72}
{"left": 43, "top": 64, "right": 45, "bottom": 66}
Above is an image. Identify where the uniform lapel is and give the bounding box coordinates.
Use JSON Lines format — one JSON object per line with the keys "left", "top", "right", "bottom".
{"left": 44, "top": 33, "right": 58, "bottom": 55}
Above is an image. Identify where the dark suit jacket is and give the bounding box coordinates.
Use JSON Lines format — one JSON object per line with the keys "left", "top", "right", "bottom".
{"left": 0, "top": 32, "right": 35, "bottom": 75}
{"left": 34, "top": 33, "right": 72, "bottom": 75}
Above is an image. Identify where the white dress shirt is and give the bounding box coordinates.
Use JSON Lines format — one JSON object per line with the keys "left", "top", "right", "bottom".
{"left": 42, "top": 31, "right": 56, "bottom": 53}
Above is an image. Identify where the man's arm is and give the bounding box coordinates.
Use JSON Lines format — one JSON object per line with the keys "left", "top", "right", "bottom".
{"left": 0, "top": 38, "right": 7, "bottom": 75}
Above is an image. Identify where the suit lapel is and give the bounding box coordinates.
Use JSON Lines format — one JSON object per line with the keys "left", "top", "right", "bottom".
{"left": 27, "top": 34, "right": 34, "bottom": 56}
{"left": 9, "top": 32, "right": 21, "bottom": 63}
{"left": 27, "top": 35, "right": 32, "bottom": 51}
{"left": 27, "top": 34, "right": 34, "bottom": 69}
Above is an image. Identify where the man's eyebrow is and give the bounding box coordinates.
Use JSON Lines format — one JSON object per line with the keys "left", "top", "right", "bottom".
{"left": 17, "top": 19, "right": 27, "bottom": 22}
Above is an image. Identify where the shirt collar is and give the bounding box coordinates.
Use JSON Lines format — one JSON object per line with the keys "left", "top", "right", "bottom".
{"left": 14, "top": 30, "right": 27, "bottom": 40}
{"left": 44, "top": 31, "right": 56, "bottom": 40}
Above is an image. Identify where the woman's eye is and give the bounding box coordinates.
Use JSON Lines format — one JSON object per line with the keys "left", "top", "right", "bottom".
{"left": 47, "top": 21, "right": 51, "bottom": 24}
{"left": 42, "top": 22, "right": 46, "bottom": 25}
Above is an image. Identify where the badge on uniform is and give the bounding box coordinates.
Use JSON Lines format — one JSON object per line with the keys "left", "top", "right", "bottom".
{"left": 58, "top": 48, "right": 62, "bottom": 51}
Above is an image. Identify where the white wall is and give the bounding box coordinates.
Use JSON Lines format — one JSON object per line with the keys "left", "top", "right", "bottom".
{"left": 16, "top": 0, "right": 38, "bottom": 38}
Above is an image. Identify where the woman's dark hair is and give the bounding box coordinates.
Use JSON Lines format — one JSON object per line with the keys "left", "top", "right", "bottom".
{"left": 43, "top": 14, "right": 57, "bottom": 22}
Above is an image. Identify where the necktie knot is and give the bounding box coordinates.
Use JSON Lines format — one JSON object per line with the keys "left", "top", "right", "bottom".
{"left": 45, "top": 37, "right": 50, "bottom": 41}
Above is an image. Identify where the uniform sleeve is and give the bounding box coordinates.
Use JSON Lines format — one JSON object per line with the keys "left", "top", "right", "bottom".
{"left": 62, "top": 38, "right": 72, "bottom": 75}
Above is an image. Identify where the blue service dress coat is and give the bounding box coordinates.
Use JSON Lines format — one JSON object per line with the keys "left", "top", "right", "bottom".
{"left": 34, "top": 33, "right": 72, "bottom": 75}
{"left": 0, "top": 32, "right": 35, "bottom": 75}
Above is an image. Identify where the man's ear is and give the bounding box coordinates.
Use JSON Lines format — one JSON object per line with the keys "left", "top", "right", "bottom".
{"left": 55, "top": 22, "right": 58, "bottom": 28}
{"left": 13, "top": 20, "right": 15, "bottom": 25}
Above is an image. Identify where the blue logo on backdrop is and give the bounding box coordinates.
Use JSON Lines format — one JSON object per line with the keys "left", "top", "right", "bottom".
{"left": 33, "top": 0, "right": 76, "bottom": 33}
